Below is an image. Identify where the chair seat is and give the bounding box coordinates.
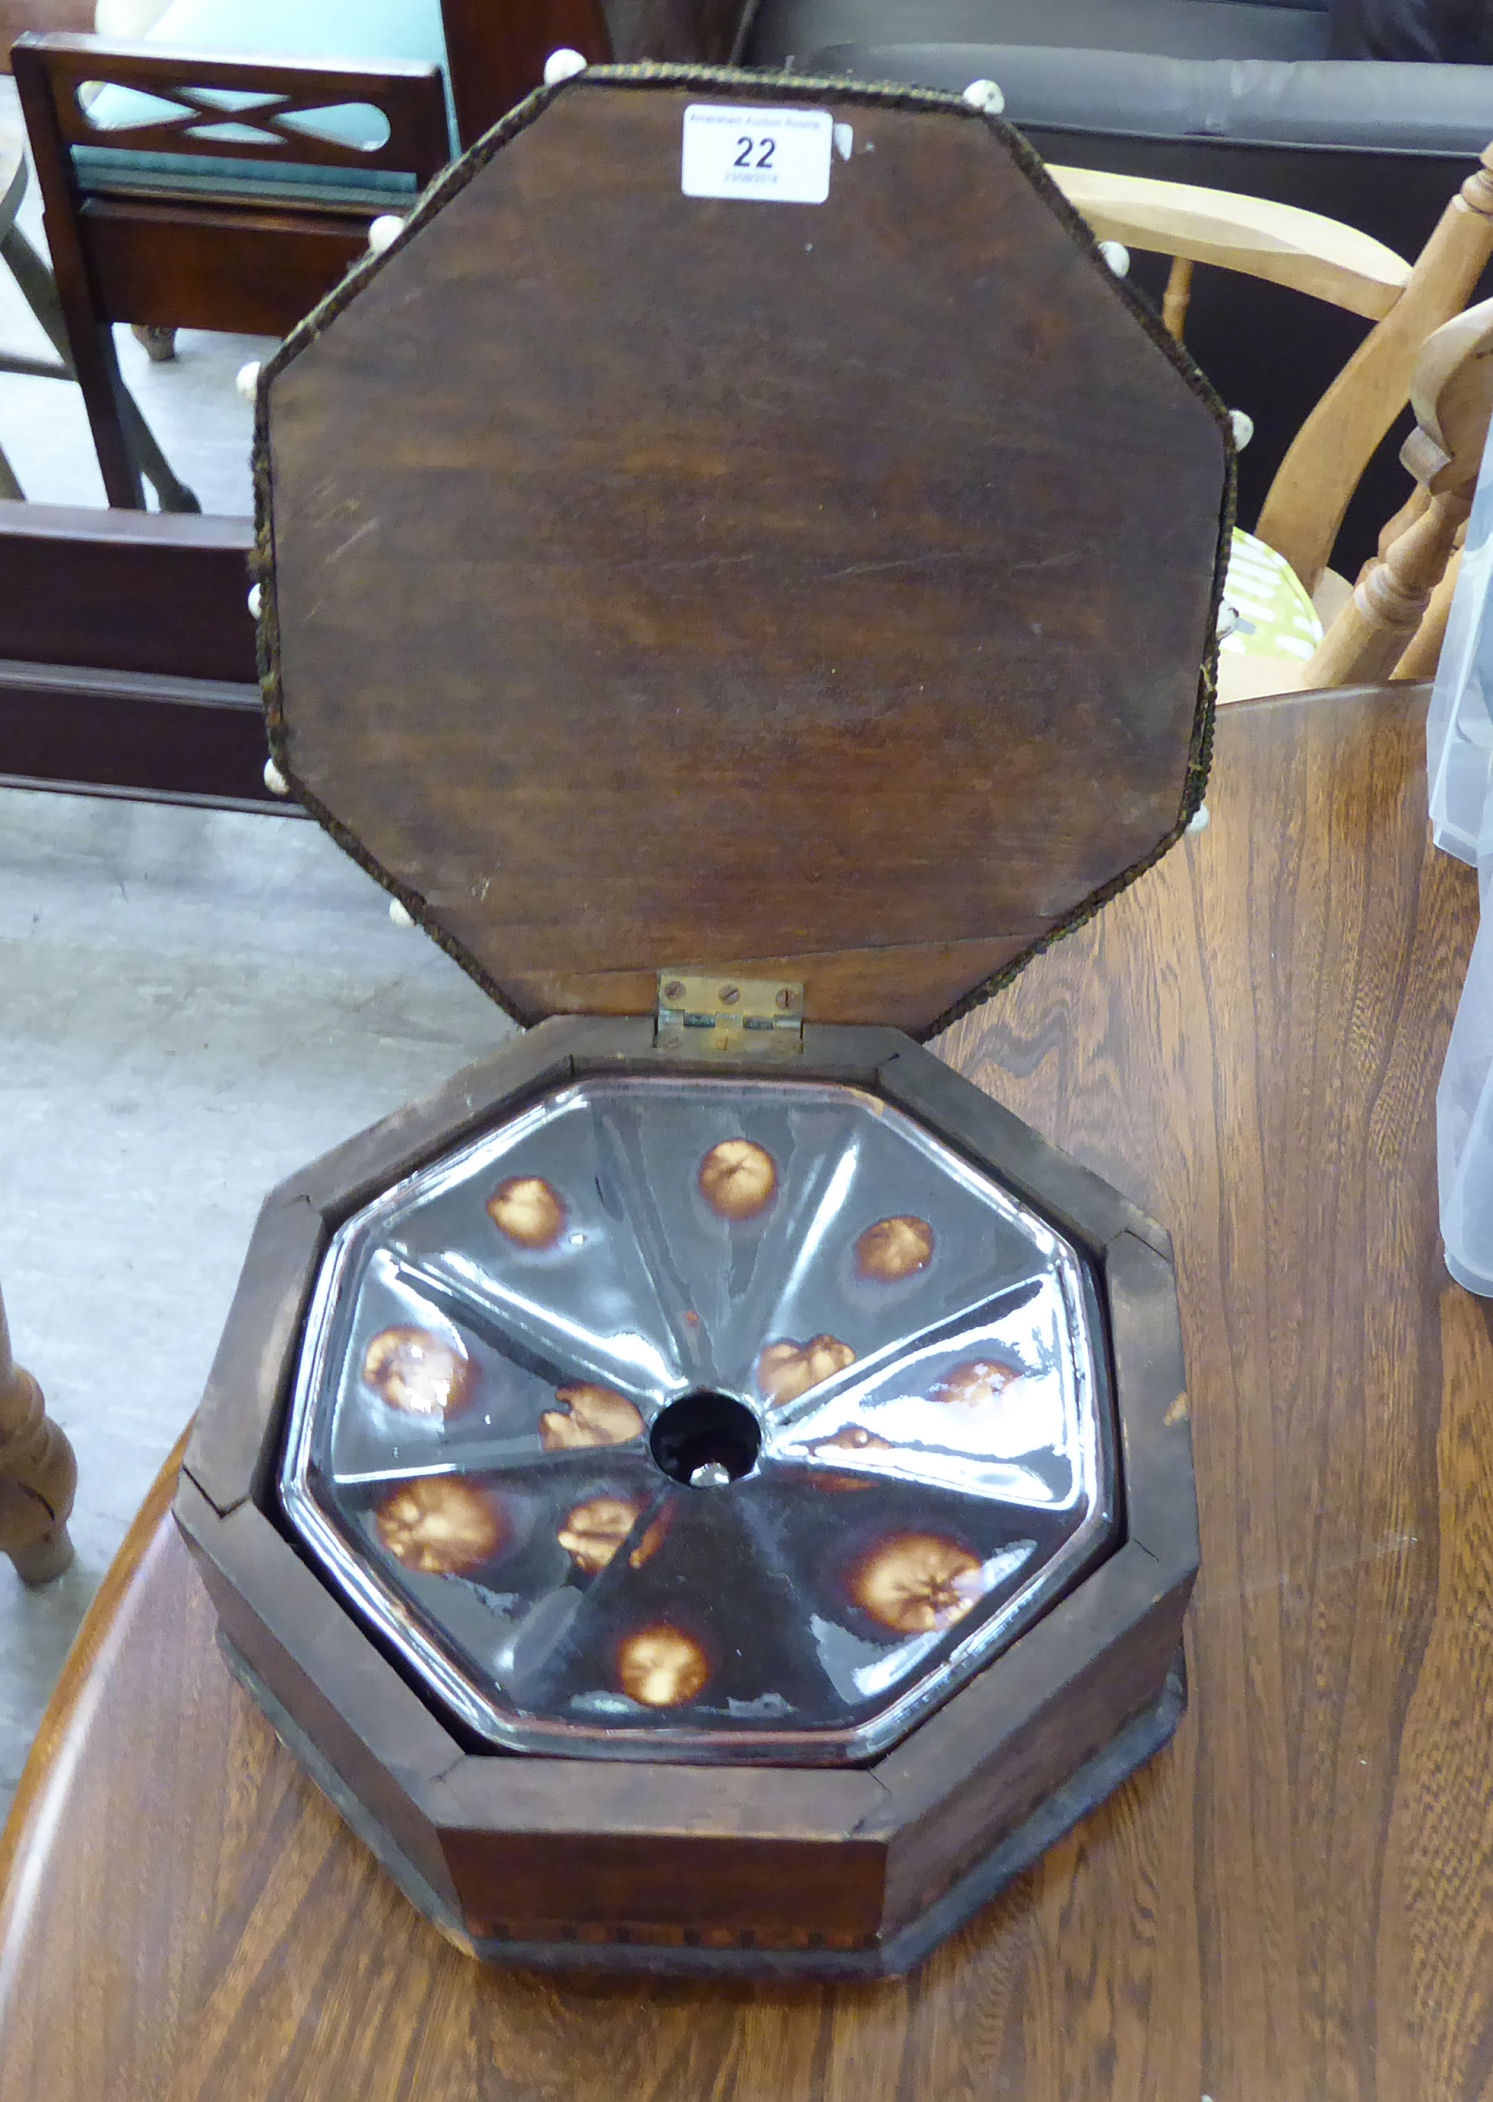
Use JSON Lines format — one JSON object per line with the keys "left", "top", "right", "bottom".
{"left": 70, "top": 143, "right": 423, "bottom": 207}
{"left": 1214, "top": 527, "right": 1330, "bottom": 701}
{"left": 80, "top": 0, "right": 457, "bottom": 198}
{"left": 1221, "top": 528, "right": 1323, "bottom": 662}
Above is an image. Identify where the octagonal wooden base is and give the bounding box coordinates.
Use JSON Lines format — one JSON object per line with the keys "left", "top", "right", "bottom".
{"left": 174, "top": 1016, "right": 1199, "bottom": 1974}
{"left": 223, "top": 1632, "right": 1186, "bottom": 1978}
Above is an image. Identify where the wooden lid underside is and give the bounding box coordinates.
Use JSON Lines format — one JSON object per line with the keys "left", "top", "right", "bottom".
{"left": 259, "top": 70, "right": 1229, "bottom": 1035}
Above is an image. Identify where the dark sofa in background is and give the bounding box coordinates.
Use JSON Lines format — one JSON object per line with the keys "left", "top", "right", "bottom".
{"left": 744, "top": 0, "right": 1493, "bottom": 570}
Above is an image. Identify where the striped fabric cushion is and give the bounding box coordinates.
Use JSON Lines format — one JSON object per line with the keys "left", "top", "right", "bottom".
{"left": 1219, "top": 528, "right": 1324, "bottom": 664}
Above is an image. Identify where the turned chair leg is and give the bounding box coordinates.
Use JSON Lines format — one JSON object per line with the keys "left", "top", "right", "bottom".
{"left": 131, "top": 323, "right": 177, "bottom": 363}
{"left": 0, "top": 1281, "right": 76, "bottom": 1585}
{"left": 1304, "top": 486, "right": 1471, "bottom": 689}
{"left": 1, "top": 223, "right": 198, "bottom": 510}
{"left": 1394, "top": 537, "right": 1465, "bottom": 682}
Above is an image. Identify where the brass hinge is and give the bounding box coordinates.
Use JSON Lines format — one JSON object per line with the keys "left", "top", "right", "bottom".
{"left": 655, "top": 972, "right": 804, "bottom": 1060}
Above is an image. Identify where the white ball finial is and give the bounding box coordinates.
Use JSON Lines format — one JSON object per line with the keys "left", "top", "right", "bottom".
{"left": 962, "top": 78, "right": 1004, "bottom": 114}
{"left": 235, "top": 360, "right": 261, "bottom": 403}
{"left": 389, "top": 897, "right": 416, "bottom": 927}
{"left": 263, "top": 757, "right": 289, "bottom": 797}
{"left": 1099, "top": 240, "right": 1130, "bottom": 278}
{"left": 1229, "top": 408, "right": 1255, "bottom": 451}
{"left": 544, "top": 47, "right": 588, "bottom": 83}
{"left": 367, "top": 214, "right": 405, "bottom": 256}
{"left": 247, "top": 582, "right": 262, "bottom": 619}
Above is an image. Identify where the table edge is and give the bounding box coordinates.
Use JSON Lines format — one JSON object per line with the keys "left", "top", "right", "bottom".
{"left": 0, "top": 1428, "right": 189, "bottom": 1896}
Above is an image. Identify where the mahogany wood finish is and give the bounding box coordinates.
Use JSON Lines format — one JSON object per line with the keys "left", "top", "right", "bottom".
{"left": 11, "top": 33, "right": 449, "bottom": 507}
{"left": 0, "top": 501, "right": 252, "bottom": 680}
{"left": 440, "top": 0, "right": 608, "bottom": 149}
{"left": 0, "top": 1277, "right": 75, "bottom": 1583}
{"left": 2, "top": 682, "right": 1486, "bottom": 2092}
{"left": 391, "top": 0, "right": 757, "bottom": 154}
{"left": 0, "top": 658, "right": 270, "bottom": 805}
{"left": 27, "top": 39, "right": 451, "bottom": 176}
{"left": 263, "top": 75, "right": 1227, "bottom": 1037}
{"left": 76, "top": 195, "right": 380, "bottom": 337}
{"left": 0, "top": 500, "right": 274, "bottom": 805}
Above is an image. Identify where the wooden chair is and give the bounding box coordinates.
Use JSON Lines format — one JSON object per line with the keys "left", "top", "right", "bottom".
{"left": 1050, "top": 144, "right": 1493, "bottom": 697}
{"left": 1307, "top": 297, "right": 1493, "bottom": 690}
{"left": 1, "top": 102, "right": 195, "bottom": 506}
{"left": 11, "top": 0, "right": 753, "bottom": 510}
{"left": 12, "top": 35, "right": 452, "bottom": 507}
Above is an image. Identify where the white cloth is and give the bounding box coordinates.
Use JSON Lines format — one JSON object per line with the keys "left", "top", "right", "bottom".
{"left": 1428, "top": 430, "right": 1493, "bottom": 1293}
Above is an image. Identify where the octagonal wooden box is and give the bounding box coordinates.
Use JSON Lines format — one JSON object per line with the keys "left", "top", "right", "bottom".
{"left": 174, "top": 63, "right": 1229, "bottom": 1979}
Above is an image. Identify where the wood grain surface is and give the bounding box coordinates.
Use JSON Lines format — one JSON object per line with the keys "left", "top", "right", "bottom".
{"left": 264, "top": 77, "right": 1227, "bottom": 1030}
{"left": 4, "top": 682, "right": 1492, "bottom": 2101}
{"left": 0, "top": 504, "right": 256, "bottom": 684}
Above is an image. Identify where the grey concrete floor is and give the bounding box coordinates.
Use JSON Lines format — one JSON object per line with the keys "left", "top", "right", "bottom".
{"left": 0, "top": 48, "right": 524, "bottom": 1832}
{"left": 0, "top": 785, "right": 515, "bottom": 1820}
{"left": 0, "top": 65, "right": 395, "bottom": 1816}
{"left": 1, "top": 73, "right": 269, "bottom": 514}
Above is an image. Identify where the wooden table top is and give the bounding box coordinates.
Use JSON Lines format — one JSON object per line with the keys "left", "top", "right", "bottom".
{"left": 3, "top": 681, "right": 1490, "bottom": 2102}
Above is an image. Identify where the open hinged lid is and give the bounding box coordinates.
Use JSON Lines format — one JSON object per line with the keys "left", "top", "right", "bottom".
{"left": 255, "top": 65, "right": 1231, "bottom": 1039}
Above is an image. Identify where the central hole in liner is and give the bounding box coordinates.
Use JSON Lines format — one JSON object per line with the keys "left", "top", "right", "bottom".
{"left": 649, "top": 1391, "right": 761, "bottom": 1486}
